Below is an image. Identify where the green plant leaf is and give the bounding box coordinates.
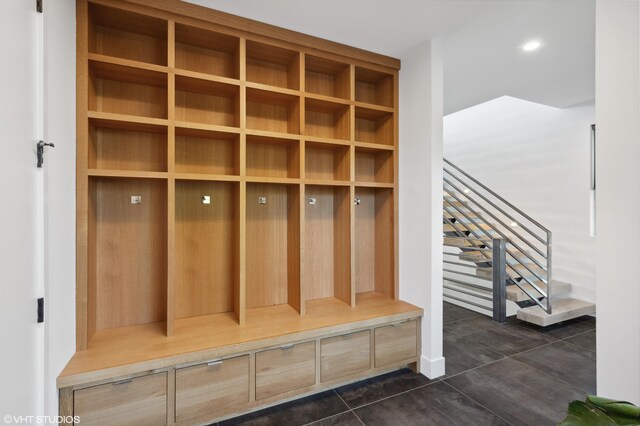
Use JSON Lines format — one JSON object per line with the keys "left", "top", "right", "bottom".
{"left": 586, "top": 395, "right": 640, "bottom": 419}
{"left": 558, "top": 401, "right": 618, "bottom": 426}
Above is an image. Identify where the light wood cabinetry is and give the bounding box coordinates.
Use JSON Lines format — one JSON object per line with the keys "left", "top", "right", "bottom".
{"left": 65, "top": 0, "right": 419, "bottom": 423}
{"left": 374, "top": 320, "right": 419, "bottom": 367}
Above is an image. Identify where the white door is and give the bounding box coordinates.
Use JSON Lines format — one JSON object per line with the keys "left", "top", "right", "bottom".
{"left": 0, "top": 0, "right": 45, "bottom": 417}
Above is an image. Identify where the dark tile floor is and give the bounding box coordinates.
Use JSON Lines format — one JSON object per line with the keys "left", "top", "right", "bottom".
{"left": 219, "top": 303, "right": 596, "bottom": 426}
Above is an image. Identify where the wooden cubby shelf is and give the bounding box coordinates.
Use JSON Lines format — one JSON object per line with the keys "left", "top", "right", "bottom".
{"left": 355, "top": 66, "right": 394, "bottom": 107}
{"left": 89, "top": 60, "right": 168, "bottom": 119}
{"left": 355, "top": 147, "right": 394, "bottom": 184}
{"left": 305, "top": 141, "right": 350, "bottom": 182}
{"left": 175, "top": 180, "right": 240, "bottom": 321}
{"left": 175, "top": 127, "right": 240, "bottom": 175}
{"left": 70, "top": 2, "right": 410, "bottom": 423}
{"left": 247, "top": 135, "right": 300, "bottom": 178}
{"left": 355, "top": 187, "right": 394, "bottom": 299}
{"left": 175, "top": 75, "right": 240, "bottom": 127}
{"left": 355, "top": 106, "right": 394, "bottom": 146}
{"left": 305, "top": 55, "right": 350, "bottom": 100}
{"left": 175, "top": 24, "right": 240, "bottom": 78}
{"left": 246, "top": 183, "right": 301, "bottom": 312}
{"left": 246, "top": 40, "right": 300, "bottom": 90}
{"left": 304, "top": 185, "right": 351, "bottom": 307}
{"left": 246, "top": 88, "right": 300, "bottom": 135}
{"left": 305, "top": 98, "right": 350, "bottom": 141}
{"left": 88, "top": 3, "right": 168, "bottom": 66}
{"left": 88, "top": 117, "right": 167, "bottom": 173}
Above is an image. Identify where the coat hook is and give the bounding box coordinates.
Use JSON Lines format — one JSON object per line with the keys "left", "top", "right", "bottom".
{"left": 258, "top": 196, "right": 267, "bottom": 205}
{"left": 202, "top": 195, "right": 211, "bottom": 205}
{"left": 308, "top": 197, "right": 316, "bottom": 205}
{"left": 353, "top": 198, "right": 361, "bottom": 206}
{"left": 130, "top": 195, "right": 142, "bottom": 205}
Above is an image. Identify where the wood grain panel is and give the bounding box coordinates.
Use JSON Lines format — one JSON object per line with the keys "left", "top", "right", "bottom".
{"left": 354, "top": 107, "right": 393, "bottom": 146}
{"left": 304, "top": 99, "right": 350, "bottom": 140}
{"left": 175, "top": 128, "right": 239, "bottom": 175}
{"left": 305, "top": 55, "right": 350, "bottom": 100}
{"left": 246, "top": 183, "right": 300, "bottom": 308}
{"left": 175, "top": 355, "right": 249, "bottom": 422}
{"left": 175, "top": 181, "right": 239, "bottom": 319}
{"left": 246, "top": 135, "right": 300, "bottom": 178}
{"left": 74, "top": 372, "right": 167, "bottom": 426}
{"left": 89, "top": 3, "right": 168, "bottom": 66}
{"left": 255, "top": 341, "right": 316, "bottom": 400}
{"left": 374, "top": 320, "right": 417, "bottom": 367}
{"left": 175, "top": 23, "right": 239, "bottom": 78}
{"left": 93, "top": 178, "right": 167, "bottom": 330}
{"left": 304, "top": 186, "right": 350, "bottom": 303}
{"left": 354, "top": 148, "right": 393, "bottom": 183}
{"left": 355, "top": 67, "right": 393, "bottom": 107}
{"left": 89, "top": 123, "right": 167, "bottom": 172}
{"left": 246, "top": 89, "right": 300, "bottom": 135}
{"left": 305, "top": 143, "right": 349, "bottom": 181}
{"left": 175, "top": 76, "right": 239, "bottom": 127}
{"left": 320, "top": 330, "right": 370, "bottom": 382}
{"left": 246, "top": 41, "right": 300, "bottom": 90}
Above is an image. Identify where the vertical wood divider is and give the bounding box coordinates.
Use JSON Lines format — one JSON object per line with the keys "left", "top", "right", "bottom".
{"left": 393, "top": 71, "right": 400, "bottom": 299}
{"left": 299, "top": 53, "right": 306, "bottom": 315}
{"left": 348, "top": 65, "right": 357, "bottom": 307}
{"left": 76, "top": 0, "right": 89, "bottom": 350}
{"left": 238, "top": 38, "right": 247, "bottom": 325}
{"left": 166, "top": 21, "right": 176, "bottom": 336}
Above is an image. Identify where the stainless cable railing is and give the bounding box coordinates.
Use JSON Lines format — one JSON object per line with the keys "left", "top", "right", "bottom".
{"left": 442, "top": 158, "right": 553, "bottom": 314}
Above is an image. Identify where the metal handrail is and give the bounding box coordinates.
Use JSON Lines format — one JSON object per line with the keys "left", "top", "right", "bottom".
{"left": 444, "top": 158, "right": 550, "bottom": 233}
{"left": 442, "top": 158, "right": 553, "bottom": 314}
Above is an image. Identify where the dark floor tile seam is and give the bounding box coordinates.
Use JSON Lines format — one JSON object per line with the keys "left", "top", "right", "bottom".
{"left": 299, "top": 408, "right": 353, "bottom": 426}
{"left": 503, "top": 340, "right": 558, "bottom": 358}
{"left": 560, "top": 337, "right": 596, "bottom": 354}
{"left": 343, "top": 378, "right": 443, "bottom": 411}
{"left": 505, "top": 355, "right": 594, "bottom": 395}
{"left": 444, "top": 327, "right": 518, "bottom": 358}
{"left": 350, "top": 409, "right": 366, "bottom": 426}
{"left": 559, "top": 330, "right": 597, "bottom": 352}
{"left": 443, "top": 314, "right": 483, "bottom": 325}
{"left": 440, "top": 356, "right": 507, "bottom": 381}
{"left": 439, "top": 380, "right": 516, "bottom": 426}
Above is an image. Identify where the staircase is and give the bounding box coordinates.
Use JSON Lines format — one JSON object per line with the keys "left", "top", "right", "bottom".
{"left": 442, "top": 159, "right": 595, "bottom": 326}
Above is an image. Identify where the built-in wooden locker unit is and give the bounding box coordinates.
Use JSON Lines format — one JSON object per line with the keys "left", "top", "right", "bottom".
{"left": 62, "top": 1, "right": 422, "bottom": 424}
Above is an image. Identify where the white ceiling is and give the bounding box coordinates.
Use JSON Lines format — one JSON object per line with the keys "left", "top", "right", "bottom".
{"left": 184, "top": 0, "right": 595, "bottom": 115}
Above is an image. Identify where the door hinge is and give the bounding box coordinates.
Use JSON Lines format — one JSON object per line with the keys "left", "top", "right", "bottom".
{"left": 37, "top": 297, "right": 44, "bottom": 323}
{"left": 36, "top": 0, "right": 43, "bottom": 13}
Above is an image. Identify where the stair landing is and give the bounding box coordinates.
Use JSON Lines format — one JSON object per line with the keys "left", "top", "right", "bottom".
{"left": 516, "top": 298, "right": 595, "bottom": 327}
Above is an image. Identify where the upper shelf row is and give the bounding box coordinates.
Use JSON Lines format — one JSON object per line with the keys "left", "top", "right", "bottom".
{"left": 89, "top": 3, "right": 395, "bottom": 108}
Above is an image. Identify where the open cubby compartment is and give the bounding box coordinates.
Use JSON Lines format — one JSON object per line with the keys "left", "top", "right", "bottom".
{"left": 355, "top": 67, "right": 393, "bottom": 107}
{"left": 246, "top": 183, "right": 301, "bottom": 312}
{"left": 305, "top": 141, "right": 350, "bottom": 181}
{"left": 354, "top": 106, "right": 394, "bottom": 146}
{"left": 246, "top": 88, "right": 300, "bottom": 135}
{"left": 175, "top": 127, "right": 239, "bottom": 175}
{"left": 354, "top": 187, "right": 394, "bottom": 300}
{"left": 175, "top": 24, "right": 240, "bottom": 78}
{"left": 88, "top": 117, "right": 167, "bottom": 172}
{"left": 88, "top": 3, "right": 167, "bottom": 65}
{"left": 87, "top": 177, "right": 167, "bottom": 337}
{"left": 304, "top": 55, "right": 350, "bottom": 99}
{"left": 175, "top": 180, "right": 240, "bottom": 321}
{"left": 355, "top": 147, "right": 394, "bottom": 184}
{"left": 89, "top": 60, "right": 168, "bottom": 119}
{"left": 246, "top": 135, "right": 300, "bottom": 178}
{"left": 304, "top": 185, "right": 351, "bottom": 306}
{"left": 246, "top": 40, "right": 300, "bottom": 90}
{"left": 175, "top": 75, "right": 240, "bottom": 127}
{"left": 305, "top": 98, "right": 350, "bottom": 140}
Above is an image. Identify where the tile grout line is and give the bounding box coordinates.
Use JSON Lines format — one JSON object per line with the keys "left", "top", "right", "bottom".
{"left": 506, "top": 355, "right": 594, "bottom": 395}
{"left": 441, "top": 379, "right": 516, "bottom": 426}
{"left": 343, "top": 379, "right": 442, "bottom": 411}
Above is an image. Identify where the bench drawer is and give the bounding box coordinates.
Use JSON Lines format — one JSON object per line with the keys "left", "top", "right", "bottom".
{"left": 320, "top": 330, "right": 370, "bottom": 382}
{"left": 175, "top": 355, "right": 250, "bottom": 423}
{"left": 74, "top": 372, "right": 167, "bottom": 426}
{"left": 256, "top": 341, "right": 316, "bottom": 400}
{"left": 374, "top": 320, "right": 418, "bottom": 367}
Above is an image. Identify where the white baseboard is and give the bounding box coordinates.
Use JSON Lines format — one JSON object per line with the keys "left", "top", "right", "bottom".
{"left": 420, "top": 355, "right": 445, "bottom": 378}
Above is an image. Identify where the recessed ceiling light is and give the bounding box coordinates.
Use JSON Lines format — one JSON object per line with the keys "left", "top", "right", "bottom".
{"left": 522, "top": 40, "right": 541, "bottom": 52}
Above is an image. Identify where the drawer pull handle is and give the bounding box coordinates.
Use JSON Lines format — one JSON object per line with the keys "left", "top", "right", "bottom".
{"left": 112, "top": 379, "right": 133, "bottom": 386}
{"left": 207, "top": 360, "right": 223, "bottom": 367}
{"left": 280, "top": 344, "right": 294, "bottom": 350}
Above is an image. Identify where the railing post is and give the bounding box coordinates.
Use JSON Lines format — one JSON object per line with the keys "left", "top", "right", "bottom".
{"left": 492, "top": 238, "right": 507, "bottom": 323}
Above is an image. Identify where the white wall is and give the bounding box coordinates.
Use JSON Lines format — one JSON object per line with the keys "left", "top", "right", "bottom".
{"left": 399, "top": 40, "right": 445, "bottom": 378}
{"left": 595, "top": 0, "right": 640, "bottom": 405}
{"left": 43, "top": 0, "right": 76, "bottom": 415}
{"left": 444, "top": 97, "right": 596, "bottom": 302}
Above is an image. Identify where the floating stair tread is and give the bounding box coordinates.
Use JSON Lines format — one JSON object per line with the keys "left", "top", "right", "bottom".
{"left": 516, "top": 298, "right": 595, "bottom": 327}
{"left": 444, "top": 223, "right": 494, "bottom": 233}
{"left": 476, "top": 263, "right": 545, "bottom": 280}
{"left": 443, "top": 237, "right": 488, "bottom": 248}
{"left": 444, "top": 210, "right": 479, "bottom": 220}
{"left": 506, "top": 280, "right": 572, "bottom": 302}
